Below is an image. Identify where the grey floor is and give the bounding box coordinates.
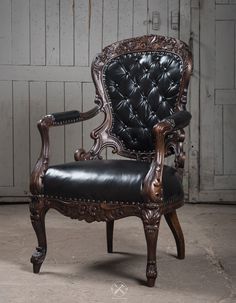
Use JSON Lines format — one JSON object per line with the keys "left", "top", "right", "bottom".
{"left": 0, "top": 204, "right": 235, "bottom": 303}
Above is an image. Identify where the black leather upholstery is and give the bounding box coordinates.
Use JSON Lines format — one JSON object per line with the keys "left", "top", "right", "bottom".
{"left": 164, "top": 110, "right": 192, "bottom": 130}
{"left": 104, "top": 52, "right": 183, "bottom": 152}
{"left": 43, "top": 160, "right": 184, "bottom": 204}
{"left": 50, "top": 110, "right": 80, "bottom": 124}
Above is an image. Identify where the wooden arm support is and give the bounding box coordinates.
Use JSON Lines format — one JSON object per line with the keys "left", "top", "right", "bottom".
{"left": 142, "top": 120, "right": 174, "bottom": 205}
{"left": 30, "top": 106, "right": 99, "bottom": 195}
{"left": 142, "top": 110, "right": 191, "bottom": 205}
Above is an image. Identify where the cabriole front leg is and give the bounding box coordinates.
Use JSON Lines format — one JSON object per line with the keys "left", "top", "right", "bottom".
{"left": 142, "top": 208, "right": 161, "bottom": 287}
{"left": 29, "top": 197, "right": 48, "bottom": 273}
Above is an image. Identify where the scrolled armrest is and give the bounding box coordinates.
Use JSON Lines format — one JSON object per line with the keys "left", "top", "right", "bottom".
{"left": 49, "top": 110, "right": 80, "bottom": 125}
{"left": 162, "top": 110, "right": 192, "bottom": 131}
{"left": 30, "top": 106, "right": 99, "bottom": 194}
{"left": 43, "top": 106, "right": 99, "bottom": 127}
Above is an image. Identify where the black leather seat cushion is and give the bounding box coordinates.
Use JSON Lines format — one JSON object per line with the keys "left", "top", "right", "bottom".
{"left": 43, "top": 160, "right": 184, "bottom": 204}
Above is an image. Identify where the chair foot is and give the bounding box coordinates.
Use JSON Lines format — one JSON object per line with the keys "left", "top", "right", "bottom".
{"left": 146, "top": 261, "right": 158, "bottom": 287}
{"left": 164, "top": 210, "right": 185, "bottom": 259}
{"left": 31, "top": 246, "right": 46, "bottom": 273}
{"left": 147, "top": 278, "right": 156, "bottom": 287}
{"left": 29, "top": 197, "right": 48, "bottom": 273}
{"left": 142, "top": 208, "right": 161, "bottom": 287}
{"left": 106, "top": 221, "right": 114, "bottom": 253}
{"left": 32, "top": 259, "right": 43, "bottom": 274}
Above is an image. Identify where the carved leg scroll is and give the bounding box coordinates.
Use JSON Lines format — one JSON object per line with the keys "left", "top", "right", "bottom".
{"left": 142, "top": 208, "right": 161, "bottom": 287}
{"left": 164, "top": 210, "right": 185, "bottom": 259}
{"left": 106, "top": 221, "right": 114, "bottom": 253}
{"left": 29, "top": 197, "right": 49, "bottom": 273}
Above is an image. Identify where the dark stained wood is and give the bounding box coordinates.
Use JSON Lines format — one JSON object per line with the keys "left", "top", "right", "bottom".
{"left": 29, "top": 34, "right": 192, "bottom": 287}
{"left": 142, "top": 207, "right": 161, "bottom": 287}
{"left": 164, "top": 210, "right": 185, "bottom": 259}
{"left": 29, "top": 196, "right": 48, "bottom": 273}
{"left": 106, "top": 221, "right": 114, "bottom": 253}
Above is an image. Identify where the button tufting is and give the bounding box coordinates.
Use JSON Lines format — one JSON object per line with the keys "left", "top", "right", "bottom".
{"left": 104, "top": 51, "right": 183, "bottom": 153}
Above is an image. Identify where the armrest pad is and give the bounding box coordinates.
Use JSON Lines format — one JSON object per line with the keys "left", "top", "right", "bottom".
{"left": 163, "top": 110, "right": 192, "bottom": 131}
{"left": 50, "top": 110, "right": 80, "bottom": 125}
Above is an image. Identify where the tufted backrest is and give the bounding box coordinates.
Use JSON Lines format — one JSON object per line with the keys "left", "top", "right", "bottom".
{"left": 91, "top": 35, "right": 192, "bottom": 159}
{"left": 104, "top": 52, "right": 183, "bottom": 152}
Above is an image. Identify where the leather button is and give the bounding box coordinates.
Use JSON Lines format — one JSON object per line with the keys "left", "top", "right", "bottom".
{"left": 104, "top": 51, "right": 182, "bottom": 153}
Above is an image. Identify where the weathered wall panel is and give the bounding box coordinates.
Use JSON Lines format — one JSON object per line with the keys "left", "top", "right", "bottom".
{"left": 30, "top": 0, "right": 46, "bottom": 65}
{"left": 46, "top": 0, "right": 60, "bottom": 65}
{"left": 12, "top": 0, "right": 30, "bottom": 65}
{"left": 0, "top": 0, "right": 12, "bottom": 64}
{"left": 13, "top": 81, "right": 30, "bottom": 191}
{"left": 0, "top": 81, "right": 13, "bottom": 187}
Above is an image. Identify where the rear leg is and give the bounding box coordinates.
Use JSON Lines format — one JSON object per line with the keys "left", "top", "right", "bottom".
{"left": 164, "top": 210, "right": 185, "bottom": 259}
{"left": 106, "top": 221, "right": 114, "bottom": 253}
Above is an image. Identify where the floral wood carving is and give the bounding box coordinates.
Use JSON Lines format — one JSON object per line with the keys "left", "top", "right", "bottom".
{"left": 141, "top": 208, "right": 162, "bottom": 233}
{"left": 141, "top": 207, "right": 162, "bottom": 286}
{"left": 47, "top": 198, "right": 142, "bottom": 223}
{"left": 142, "top": 120, "right": 174, "bottom": 204}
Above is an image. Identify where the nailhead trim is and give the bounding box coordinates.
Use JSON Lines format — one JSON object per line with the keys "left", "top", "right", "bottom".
{"left": 41, "top": 194, "right": 183, "bottom": 206}
{"left": 52, "top": 117, "right": 81, "bottom": 126}
{"left": 43, "top": 195, "right": 142, "bottom": 205}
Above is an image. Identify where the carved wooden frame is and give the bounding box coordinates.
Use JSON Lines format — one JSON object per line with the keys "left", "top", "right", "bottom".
{"left": 30, "top": 35, "right": 192, "bottom": 287}
{"left": 75, "top": 35, "right": 192, "bottom": 160}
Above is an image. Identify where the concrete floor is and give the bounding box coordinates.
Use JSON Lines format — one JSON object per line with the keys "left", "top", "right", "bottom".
{"left": 0, "top": 204, "right": 235, "bottom": 303}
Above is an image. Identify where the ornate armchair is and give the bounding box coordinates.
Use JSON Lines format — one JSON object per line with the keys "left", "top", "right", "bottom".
{"left": 30, "top": 35, "right": 192, "bottom": 287}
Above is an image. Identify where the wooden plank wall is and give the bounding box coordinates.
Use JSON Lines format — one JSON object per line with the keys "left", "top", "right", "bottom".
{"left": 0, "top": 0, "right": 182, "bottom": 200}
{"left": 196, "top": 0, "right": 236, "bottom": 203}
{"left": 214, "top": 1, "right": 236, "bottom": 191}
